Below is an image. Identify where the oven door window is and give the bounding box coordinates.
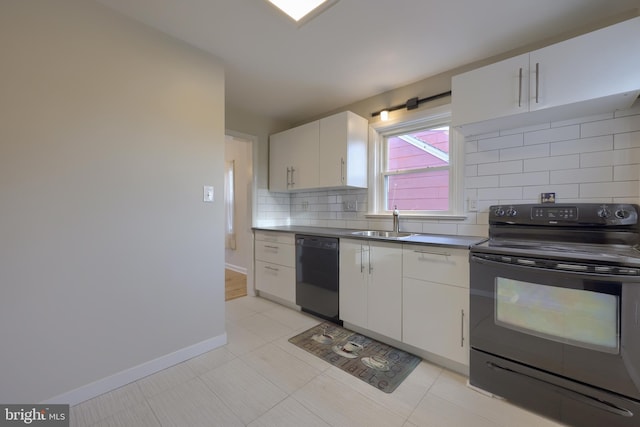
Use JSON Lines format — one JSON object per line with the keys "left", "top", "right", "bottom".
{"left": 495, "top": 278, "right": 619, "bottom": 354}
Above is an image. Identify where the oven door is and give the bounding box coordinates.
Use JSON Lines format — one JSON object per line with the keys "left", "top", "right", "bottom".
{"left": 470, "top": 252, "right": 640, "bottom": 400}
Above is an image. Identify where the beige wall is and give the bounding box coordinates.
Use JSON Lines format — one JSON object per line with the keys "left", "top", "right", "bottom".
{"left": 0, "top": 0, "right": 226, "bottom": 403}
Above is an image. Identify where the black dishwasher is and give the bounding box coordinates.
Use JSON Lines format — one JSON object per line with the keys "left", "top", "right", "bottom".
{"left": 295, "top": 235, "right": 340, "bottom": 324}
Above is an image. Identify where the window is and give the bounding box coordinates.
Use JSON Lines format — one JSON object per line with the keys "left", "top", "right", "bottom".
{"left": 370, "top": 105, "right": 463, "bottom": 217}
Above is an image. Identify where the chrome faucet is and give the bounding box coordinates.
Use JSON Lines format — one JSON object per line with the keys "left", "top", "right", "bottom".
{"left": 392, "top": 205, "right": 400, "bottom": 233}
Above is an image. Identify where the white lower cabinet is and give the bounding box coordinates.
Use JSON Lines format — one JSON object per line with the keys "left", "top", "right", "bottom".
{"left": 402, "top": 245, "right": 470, "bottom": 366}
{"left": 254, "top": 231, "right": 295, "bottom": 305}
{"left": 403, "top": 278, "right": 469, "bottom": 365}
{"left": 339, "top": 239, "right": 402, "bottom": 341}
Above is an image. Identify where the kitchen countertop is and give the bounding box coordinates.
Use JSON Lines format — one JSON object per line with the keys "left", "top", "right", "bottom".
{"left": 253, "top": 225, "right": 487, "bottom": 249}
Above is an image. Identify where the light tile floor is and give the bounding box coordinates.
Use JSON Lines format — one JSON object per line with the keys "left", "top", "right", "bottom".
{"left": 71, "top": 295, "right": 565, "bottom": 426}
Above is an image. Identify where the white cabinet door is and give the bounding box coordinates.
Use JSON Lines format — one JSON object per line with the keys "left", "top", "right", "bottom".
{"left": 452, "top": 53, "right": 529, "bottom": 127}
{"left": 529, "top": 16, "right": 640, "bottom": 112}
{"left": 318, "top": 111, "right": 368, "bottom": 189}
{"left": 269, "top": 121, "right": 319, "bottom": 191}
{"left": 403, "top": 278, "right": 469, "bottom": 365}
{"left": 368, "top": 241, "right": 403, "bottom": 341}
{"left": 339, "top": 239, "right": 368, "bottom": 328}
{"left": 289, "top": 121, "right": 320, "bottom": 190}
{"left": 452, "top": 17, "right": 640, "bottom": 136}
{"left": 339, "top": 239, "right": 402, "bottom": 341}
{"left": 255, "top": 261, "right": 295, "bottom": 303}
{"left": 269, "top": 130, "right": 293, "bottom": 192}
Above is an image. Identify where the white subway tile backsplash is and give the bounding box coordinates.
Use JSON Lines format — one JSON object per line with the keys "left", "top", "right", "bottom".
{"left": 466, "top": 150, "right": 500, "bottom": 165}
{"left": 550, "top": 135, "right": 613, "bottom": 156}
{"left": 465, "top": 140, "right": 478, "bottom": 153}
{"left": 614, "top": 131, "right": 640, "bottom": 149}
{"left": 499, "top": 143, "right": 549, "bottom": 161}
{"left": 478, "top": 160, "right": 522, "bottom": 176}
{"left": 523, "top": 125, "right": 579, "bottom": 145}
{"left": 550, "top": 167, "right": 612, "bottom": 184}
{"left": 580, "top": 151, "right": 614, "bottom": 168}
{"left": 580, "top": 181, "right": 638, "bottom": 198}
{"left": 524, "top": 154, "right": 579, "bottom": 172}
{"left": 499, "top": 171, "right": 549, "bottom": 187}
{"left": 477, "top": 134, "right": 523, "bottom": 151}
{"left": 465, "top": 165, "right": 478, "bottom": 177}
{"left": 613, "top": 148, "right": 640, "bottom": 165}
{"left": 581, "top": 114, "right": 640, "bottom": 138}
{"left": 499, "top": 122, "right": 549, "bottom": 136}
{"left": 466, "top": 175, "right": 500, "bottom": 189}
{"left": 477, "top": 186, "right": 523, "bottom": 200}
{"left": 614, "top": 165, "right": 640, "bottom": 182}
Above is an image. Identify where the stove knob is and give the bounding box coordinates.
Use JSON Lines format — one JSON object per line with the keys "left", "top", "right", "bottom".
{"left": 494, "top": 207, "right": 505, "bottom": 217}
{"left": 506, "top": 208, "right": 517, "bottom": 217}
{"left": 615, "top": 209, "right": 629, "bottom": 219}
{"left": 597, "top": 207, "right": 611, "bottom": 218}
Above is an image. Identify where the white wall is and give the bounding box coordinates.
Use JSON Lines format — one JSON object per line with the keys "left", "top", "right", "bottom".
{"left": 0, "top": 0, "right": 226, "bottom": 404}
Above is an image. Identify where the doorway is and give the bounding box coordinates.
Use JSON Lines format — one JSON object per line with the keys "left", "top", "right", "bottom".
{"left": 224, "top": 133, "right": 255, "bottom": 300}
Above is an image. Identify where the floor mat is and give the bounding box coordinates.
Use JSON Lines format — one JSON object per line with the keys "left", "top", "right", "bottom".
{"left": 289, "top": 322, "right": 421, "bottom": 393}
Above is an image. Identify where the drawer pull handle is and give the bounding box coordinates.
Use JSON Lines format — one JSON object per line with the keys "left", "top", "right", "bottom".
{"left": 264, "top": 245, "right": 279, "bottom": 250}
{"left": 264, "top": 266, "right": 279, "bottom": 272}
{"left": 413, "top": 250, "right": 451, "bottom": 257}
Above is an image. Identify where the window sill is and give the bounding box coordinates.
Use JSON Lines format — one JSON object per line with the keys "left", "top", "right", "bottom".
{"left": 365, "top": 213, "right": 468, "bottom": 221}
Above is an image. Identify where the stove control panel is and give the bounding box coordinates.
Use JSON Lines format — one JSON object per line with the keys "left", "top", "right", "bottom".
{"left": 489, "top": 203, "right": 639, "bottom": 226}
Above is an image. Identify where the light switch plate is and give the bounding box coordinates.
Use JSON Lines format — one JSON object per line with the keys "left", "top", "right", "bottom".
{"left": 203, "top": 186, "right": 214, "bottom": 202}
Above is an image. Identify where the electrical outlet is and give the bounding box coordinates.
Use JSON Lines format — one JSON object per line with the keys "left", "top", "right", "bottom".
{"left": 468, "top": 198, "right": 478, "bottom": 212}
{"left": 343, "top": 200, "right": 357, "bottom": 212}
{"left": 301, "top": 201, "right": 309, "bottom": 211}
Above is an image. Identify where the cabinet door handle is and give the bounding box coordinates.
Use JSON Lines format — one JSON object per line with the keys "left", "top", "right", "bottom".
{"left": 341, "top": 157, "right": 345, "bottom": 183}
{"left": 368, "top": 246, "right": 373, "bottom": 274}
{"left": 535, "top": 62, "right": 540, "bottom": 104}
{"left": 264, "top": 245, "right": 279, "bottom": 250}
{"left": 286, "top": 167, "right": 291, "bottom": 187}
{"left": 461, "top": 309, "right": 465, "bottom": 347}
{"left": 518, "top": 67, "right": 523, "bottom": 107}
{"left": 290, "top": 167, "right": 296, "bottom": 186}
{"left": 264, "top": 265, "right": 279, "bottom": 272}
{"left": 413, "top": 250, "right": 451, "bottom": 257}
{"left": 360, "top": 246, "right": 364, "bottom": 273}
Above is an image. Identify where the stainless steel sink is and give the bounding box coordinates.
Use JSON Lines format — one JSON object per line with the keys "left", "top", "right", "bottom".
{"left": 350, "top": 230, "right": 415, "bottom": 239}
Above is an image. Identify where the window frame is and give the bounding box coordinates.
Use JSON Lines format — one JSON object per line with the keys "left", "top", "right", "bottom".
{"left": 367, "top": 104, "right": 465, "bottom": 219}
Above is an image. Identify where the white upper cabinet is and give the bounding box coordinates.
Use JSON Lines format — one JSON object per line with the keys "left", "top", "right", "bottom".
{"left": 269, "top": 111, "right": 368, "bottom": 191}
{"left": 452, "top": 17, "right": 640, "bottom": 136}
{"left": 318, "top": 111, "right": 368, "bottom": 189}
{"left": 269, "top": 121, "right": 320, "bottom": 191}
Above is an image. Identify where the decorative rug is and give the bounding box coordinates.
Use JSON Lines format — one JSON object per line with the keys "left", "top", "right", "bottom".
{"left": 288, "top": 322, "right": 421, "bottom": 393}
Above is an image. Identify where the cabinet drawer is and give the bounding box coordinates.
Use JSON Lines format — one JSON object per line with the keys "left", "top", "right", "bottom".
{"left": 402, "top": 246, "right": 469, "bottom": 288}
{"left": 254, "top": 230, "right": 295, "bottom": 245}
{"left": 255, "top": 261, "right": 295, "bottom": 303}
{"left": 255, "top": 240, "right": 295, "bottom": 267}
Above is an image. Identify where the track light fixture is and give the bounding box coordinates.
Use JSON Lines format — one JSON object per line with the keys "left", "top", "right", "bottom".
{"left": 371, "top": 90, "right": 452, "bottom": 120}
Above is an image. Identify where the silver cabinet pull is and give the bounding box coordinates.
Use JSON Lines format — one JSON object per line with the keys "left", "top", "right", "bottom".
{"left": 535, "top": 62, "right": 540, "bottom": 104}
{"left": 461, "top": 309, "right": 465, "bottom": 347}
{"left": 286, "top": 167, "right": 291, "bottom": 187}
{"left": 290, "top": 167, "right": 296, "bottom": 187}
{"left": 368, "top": 246, "right": 373, "bottom": 274}
{"left": 360, "top": 246, "right": 364, "bottom": 273}
{"left": 264, "top": 265, "right": 279, "bottom": 272}
{"left": 264, "top": 245, "right": 279, "bottom": 250}
{"left": 413, "top": 250, "right": 451, "bottom": 257}
{"left": 518, "top": 67, "right": 523, "bottom": 107}
{"left": 341, "top": 157, "right": 345, "bottom": 183}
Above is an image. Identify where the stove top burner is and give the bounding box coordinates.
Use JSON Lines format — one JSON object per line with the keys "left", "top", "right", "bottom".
{"left": 473, "top": 203, "right": 640, "bottom": 268}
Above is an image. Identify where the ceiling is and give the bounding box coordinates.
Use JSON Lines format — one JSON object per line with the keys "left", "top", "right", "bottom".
{"left": 95, "top": 0, "right": 640, "bottom": 124}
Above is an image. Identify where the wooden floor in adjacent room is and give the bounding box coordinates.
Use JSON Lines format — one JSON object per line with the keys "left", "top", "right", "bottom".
{"left": 225, "top": 269, "right": 247, "bottom": 301}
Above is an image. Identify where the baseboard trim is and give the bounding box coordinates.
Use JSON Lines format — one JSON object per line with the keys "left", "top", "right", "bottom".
{"left": 42, "top": 333, "right": 227, "bottom": 406}
{"left": 225, "top": 263, "right": 247, "bottom": 275}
